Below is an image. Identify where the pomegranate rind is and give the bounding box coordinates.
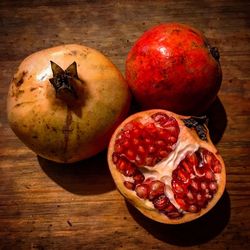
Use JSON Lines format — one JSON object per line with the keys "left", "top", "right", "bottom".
{"left": 7, "top": 44, "right": 131, "bottom": 163}
{"left": 107, "top": 109, "right": 226, "bottom": 224}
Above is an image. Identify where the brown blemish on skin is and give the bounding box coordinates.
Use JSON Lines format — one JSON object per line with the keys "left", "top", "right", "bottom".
{"left": 13, "top": 70, "right": 28, "bottom": 87}
{"left": 30, "top": 87, "right": 37, "bottom": 92}
{"left": 62, "top": 107, "right": 73, "bottom": 162}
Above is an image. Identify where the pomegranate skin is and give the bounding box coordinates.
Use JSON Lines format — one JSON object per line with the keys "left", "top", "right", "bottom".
{"left": 7, "top": 44, "right": 131, "bottom": 163}
{"left": 107, "top": 109, "right": 226, "bottom": 224}
{"left": 126, "top": 23, "right": 222, "bottom": 115}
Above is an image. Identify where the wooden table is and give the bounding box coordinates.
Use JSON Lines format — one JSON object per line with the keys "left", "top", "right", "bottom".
{"left": 0, "top": 1, "right": 249, "bottom": 249}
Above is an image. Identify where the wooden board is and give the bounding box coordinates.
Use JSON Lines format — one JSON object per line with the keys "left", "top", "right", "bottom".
{"left": 0, "top": 0, "right": 249, "bottom": 249}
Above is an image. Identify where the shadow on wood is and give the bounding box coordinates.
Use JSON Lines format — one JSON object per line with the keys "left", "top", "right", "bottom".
{"left": 37, "top": 150, "right": 116, "bottom": 195}
{"left": 126, "top": 190, "right": 230, "bottom": 246}
{"left": 207, "top": 96, "right": 227, "bottom": 145}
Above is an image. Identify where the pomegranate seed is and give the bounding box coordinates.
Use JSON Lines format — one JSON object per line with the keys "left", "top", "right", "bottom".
{"left": 138, "top": 145, "right": 146, "bottom": 155}
{"left": 124, "top": 181, "right": 135, "bottom": 190}
{"left": 182, "top": 161, "right": 193, "bottom": 174}
{"left": 122, "top": 139, "right": 130, "bottom": 148}
{"left": 155, "top": 139, "right": 165, "bottom": 147}
{"left": 209, "top": 181, "right": 218, "bottom": 192}
{"left": 145, "top": 156, "right": 155, "bottom": 166}
{"left": 186, "top": 191, "right": 195, "bottom": 201}
{"left": 153, "top": 195, "right": 169, "bottom": 210}
{"left": 200, "top": 181, "right": 208, "bottom": 190}
{"left": 213, "top": 163, "right": 222, "bottom": 173}
{"left": 126, "top": 149, "right": 136, "bottom": 160}
{"left": 148, "top": 180, "right": 165, "bottom": 200}
{"left": 133, "top": 171, "right": 145, "bottom": 184}
{"left": 164, "top": 203, "right": 176, "bottom": 213}
{"left": 190, "top": 179, "right": 199, "bottom": 191}
{"left": 175, "top": 198, "right": 187, "bottom": 209}
{"left": 167, "top": 211, "right": 183, "bottom": 219}
{"left": 205, "top": 169, "right": 215, "bottom": 180}
{"left": 158, "top": 150, "right": 169, "bottom": 158}
{"left": 172, "top": 180, "right": 186, "bottom": 195}
{"left": 132, "top": 138, "right": 140, "bottom": 146}
{"left": 112, "top": 152, "right": 119, "bottom": 164}
{"left": 186, "top": 153, "right": 198, "bottom": 166}
{"left": 148, "top": 145, "right": 156, "bottom": 153}
{"left": 151, "top": 112, "right": 170, "bottom": 126}
{"left": 188, "top": 204, "right": 199, "bottom": 213}
{"left": 177, "top": 169, "right": 189, "bottom": 183}
{"left": 135, "top": 184, "right": 149, "bottom": 199}
{"left": 205, "top": 153, "right": 212, "bottom": 166}
{"left": 114, "top": 144, "right": 123, "bottom": 153}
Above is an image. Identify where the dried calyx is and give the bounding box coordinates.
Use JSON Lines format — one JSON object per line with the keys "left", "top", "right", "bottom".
{"left": 49, "top": 61, "right": 80, "bottom": 102}
{"left": 182, "top": 116, "right": 208, "bottom": 141}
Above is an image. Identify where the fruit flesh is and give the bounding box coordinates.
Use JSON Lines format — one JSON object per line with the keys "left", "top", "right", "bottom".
{"left": 108, "top": 110, "right": 226, "bottom": 224}
{"left": 126, "top": 23, "right": 222, "bottom": 115}
{"left": 7, "top": 44, "right": 130, "bottom": 163}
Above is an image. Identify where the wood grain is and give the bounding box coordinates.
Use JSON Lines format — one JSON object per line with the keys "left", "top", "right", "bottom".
{"left": 0, "top": 0, "right": 249, "bottom": 249}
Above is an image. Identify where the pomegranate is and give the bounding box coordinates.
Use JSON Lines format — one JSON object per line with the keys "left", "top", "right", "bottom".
{"left": 107, "top": 109, "right": 226, "bottom": 224}
{"left": 7, "top": 44, "right": 130, "bottom": 163}
{"left": 126, "top": 23, "right": 222, "bottom": 115}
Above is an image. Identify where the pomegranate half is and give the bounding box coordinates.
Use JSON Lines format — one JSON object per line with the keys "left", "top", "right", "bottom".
{"left": 126, "top": 23, "right": 222, "bottom": 115}
{"left": 107, "top": 109, "right": 226, "bottom": 224}
{"left": 7, "top": 44, "right": 130, "bottom": 163}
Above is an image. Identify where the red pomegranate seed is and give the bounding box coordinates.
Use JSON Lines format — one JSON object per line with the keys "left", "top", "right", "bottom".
{"left": 133, "top": 171, "right": 145, "bottom": 184}
{"left": 186, "top": 153, "right": 198, "bottom": 166}
{"left": 209, "top": 181, "right": 218, "bottom": 192}
{"left": 172, "top": 180, "right": 186, "bottom": 195}
{"left": 151, "top": 112, "right": 170, "bottom": 126}
{"left": 200, "top": 181, "right": 208, "bottom": 190}
{"left": 177, "top": 169, "right": 189, "bottom": 183}
{"left": 148, "top": 180, "right": 165, "bottom": 200}
{"left": 213, "top": 162, "right": 222, "bottom": 173}
{"left": 158, "top": 150, "right": 169, "bottom": 158}
{"left": 175, "top": 198, "right": 187, "bottom": 209}
{"left": 164, "top": 203, "right": 176, "bottom": 213}
{"left": 153, "top": 195, "right": 170, "bottom": 210}
{"left": 205, "top": 169, "right": 215, "bottom": 180}
{"left": 148, "top": 145, "right": 156, "bottom": 153}
{"left": 124, "top": 181, "right": 135, "bottom": 190}
{"left": 190, "top": 179, "right": 200, "bottom": 191}
{"left": 182, "top": 161, "right": 193, "bottom": 174}
{"left": 188, "top": 204, "right": 200, "bottom": 213}
{"left": 135, "top": 184, "right": 149, "bottom": 199}
{"left": 167, "top": 211, "right": 183, "bottom": 219}
{"left": 126, "top": 149, "right": 136, "bottom": 160}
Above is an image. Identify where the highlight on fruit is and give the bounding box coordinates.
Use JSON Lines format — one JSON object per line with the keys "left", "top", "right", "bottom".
{"left": 107, "top": 109, "right": 226, "bottom": 224}
{"left": 7, "top": 44, "right": 131, "bottom": 163}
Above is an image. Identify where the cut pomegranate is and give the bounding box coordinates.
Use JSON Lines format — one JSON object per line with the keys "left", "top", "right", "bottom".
{"left": 108, "top": 109, "right": 226, "bottom": 224}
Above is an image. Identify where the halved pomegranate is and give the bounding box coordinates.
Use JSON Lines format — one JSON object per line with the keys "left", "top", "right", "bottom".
{"left": 107, "top": 109, "right": 226, "bottom": 224}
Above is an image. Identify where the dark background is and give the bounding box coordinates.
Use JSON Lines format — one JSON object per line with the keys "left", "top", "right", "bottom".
{"left": 0, "top": 1, "right": 249, "bottom": 249}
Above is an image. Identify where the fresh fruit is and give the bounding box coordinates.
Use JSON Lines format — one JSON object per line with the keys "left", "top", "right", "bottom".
{"left": 7, "top": 44, "right": 130, "bottom": 163}
{"left": 126, "top": 23, "right": 222, "bottom": 115}
{"left": 107, "top": 109, "right": 226, "bottom": 224}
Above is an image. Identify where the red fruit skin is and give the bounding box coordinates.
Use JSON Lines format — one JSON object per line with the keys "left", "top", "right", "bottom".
{"left": 126, "top": 23, "right": 222, "bottom": 115}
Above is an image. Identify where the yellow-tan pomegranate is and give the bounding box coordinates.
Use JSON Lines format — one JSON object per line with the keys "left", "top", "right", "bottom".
{"left": 7, "top": 44, "right": 130, "bottom": 163}
{"left": 107, "top": 109, "right": 226, "bottom": 224}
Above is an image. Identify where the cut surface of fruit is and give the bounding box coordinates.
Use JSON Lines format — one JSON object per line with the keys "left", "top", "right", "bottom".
{"left": 108, "top": 109, "right": 226, "bottom": 224}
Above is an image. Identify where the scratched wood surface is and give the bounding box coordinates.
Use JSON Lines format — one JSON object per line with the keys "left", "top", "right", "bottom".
{"left": 0, "top": 0, "right": 250, "bottom": 249}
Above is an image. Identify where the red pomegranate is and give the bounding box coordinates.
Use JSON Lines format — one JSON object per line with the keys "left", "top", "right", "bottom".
{"left": 107, "top": 109, "right": 226, "bottom": 224}
{"left": 126, "top": 23, "right": 222, "bottom": 115}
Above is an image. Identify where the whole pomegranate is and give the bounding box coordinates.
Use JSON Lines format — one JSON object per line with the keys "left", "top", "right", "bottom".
{"left": 108, "top": 109, "right": 226, "bottom": 224}
{"left": 7, "top": 44, "right": 130, "bottom": 163}
{"left": 126, "top": 23, "right": 222, "bottom": 115}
